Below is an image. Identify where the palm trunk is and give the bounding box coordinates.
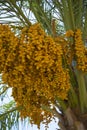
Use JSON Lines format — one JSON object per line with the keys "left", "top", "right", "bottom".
{"left": 57, "top": 107, "right": 86, "bottom": 130}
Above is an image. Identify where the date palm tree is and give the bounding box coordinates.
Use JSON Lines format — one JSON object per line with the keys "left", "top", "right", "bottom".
{"left": 0, "top": 0, "right": 87, "bottom": 130}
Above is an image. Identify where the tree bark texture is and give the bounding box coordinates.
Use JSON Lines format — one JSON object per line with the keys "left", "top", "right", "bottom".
{"left": 57, "top": 108, "right": 86, "bottom": 130}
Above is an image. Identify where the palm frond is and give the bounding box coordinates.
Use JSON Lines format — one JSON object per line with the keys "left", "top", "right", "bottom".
{"left": 0, "top": 0, "right": 31, "bottom": 26}
{"left": 0, "top": 100, "right": 20, "bottom": 130}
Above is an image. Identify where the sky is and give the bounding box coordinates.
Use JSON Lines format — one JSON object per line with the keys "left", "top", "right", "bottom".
{"left": 18, "top": 118, "right": 59, "bottom": 130}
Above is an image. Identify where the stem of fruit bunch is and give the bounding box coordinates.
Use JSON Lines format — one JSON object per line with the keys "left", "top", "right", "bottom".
{"left": 75, "top": 70, "right": 87, "bottom": 113}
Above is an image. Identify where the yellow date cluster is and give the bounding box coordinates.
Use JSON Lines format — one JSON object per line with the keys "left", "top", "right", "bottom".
{"left": 0, "top": 24, "right": 19, "bottom": 73}
{"left": 65, "top": 29, "right": 87, "bottom": 72}
{"left": 0, "top": 23, "right": 70, "bottom": 128}
{"left": 75, "top": 29, "right": 87, "bottom": 71}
